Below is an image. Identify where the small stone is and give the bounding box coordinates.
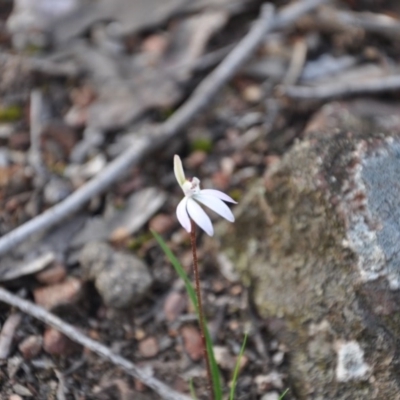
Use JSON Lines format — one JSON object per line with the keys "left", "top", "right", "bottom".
{"left": 242, "top": 84, "right": 262, "bottom": 103}
{"left": 221, "top": 157, "right": 235, "bottom": 176}
{"left": 255, "top": 372, "right": 284, "bottom": 392}
{"left": 214, "top": 345, "right": 248, "bottom": 371}
{"left": 9, "top": 395, "right": 23, "bottom": 400}
{"left": 43, "top": 328, "right": 78, "bottom": 356}
{"left": 181, "top": 325, "right": 203, "bottom": 361}
{"left": 18, "top": 335, "right": 42, "bottom": 360}
{"left": 82, "top": 154, "right": 107, "bottom": 178}
{"left": 260, "top": 392, "right": 279, "bottom": 400}
{"left": 141, "top": 34, "right": 168, "bottom": 57}
{"left": 229, "top": 284, "right": 242, "bottom": 296}
{"left": 0, "top": 147, "right": 10, "bottom": 166}
{"left": 7, "top": 356, "right": 23, "bottom": 379}
{"left": 272, "top": 351, "right": 284, "bottom": 366}
{"left": 12, "top": 384, "right": 33, "bottom": 397}
{"left": 149, "top": 214, "right": 174, "bottom": 234}
{"left": 0, "top": 124, "right": 14, "bottom": 140}
{"left": 79, "top": 241, "right": 111, "bottom": 279}
{"left": 134, "top": 329, "right": 146, "bottom": 341}
{"left": 96, "top": 257, "right": 152, "bottom": 308}
{"left": 80, "top": 242, "right": 153, "bottom": 309}
{"left": 109, "top": 227, "right": 130, "bottom": 243}
{"left": 185, "top": 151, "right": 207, "bottom": 169}
{"left": 43, "top": 177, "right": 72, "bottom": 205}
{"left": 163, "top": 291, "right": 187, "bottom": 322}
{"left": 35, "top": 264, "right": 67, "bottom": 284}
{"left": 33, "top": 277, "right": 83, "bottom": 310}
{"left": 138, "top": 337, "right": 159, "bottom": 358}
{"left": 64, "top": 105, "right": 88, "bottom": 128}
{"left": 213, "top": 346, "right": 235, "bottom": 370}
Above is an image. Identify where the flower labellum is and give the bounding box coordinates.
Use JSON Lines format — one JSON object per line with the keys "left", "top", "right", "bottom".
{"left": 174, "top": 154, "right": 237, "bottom": 236}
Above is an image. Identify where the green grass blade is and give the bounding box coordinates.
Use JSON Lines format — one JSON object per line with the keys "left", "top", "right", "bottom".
{"left": 152, "top": 230, "right": 223, "bottom": 400}
{"left": 229, "top": 333, "right": 248, "bottom": 400}
{"left": 204, "top": 327, "right": 222, "bottom": 400}
{"left": 279, "top": 389, "right": 289, "bottom": 399}
{"left": 189, "top": 379, "right": 197, "bottom": 400}
{"left": 152, "top": 230, "right": 197, "bottom": 307}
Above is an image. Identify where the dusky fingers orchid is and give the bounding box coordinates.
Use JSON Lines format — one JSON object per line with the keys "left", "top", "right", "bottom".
{"left": 174, "top": 154, "right": 237, "bottom": 236}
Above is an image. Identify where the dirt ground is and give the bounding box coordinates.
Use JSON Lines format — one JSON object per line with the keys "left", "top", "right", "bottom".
{"left": 0, "top": 0, "right": 400, "bottom": 399}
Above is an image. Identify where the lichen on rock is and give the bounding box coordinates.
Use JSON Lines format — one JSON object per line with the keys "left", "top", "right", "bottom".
{"left": 212, "top": 100, "right": 400, "bottom": 399}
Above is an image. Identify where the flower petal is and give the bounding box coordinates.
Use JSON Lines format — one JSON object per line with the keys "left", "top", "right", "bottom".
{"left": 199, "top": 189, "right": 237, "bottom": 204}
{"left": 174, "top": 155, "right": 186, "bottom": 186}
{"left": 194, "top": 193, "right": 235, "bottom": 222}
{"left": 187, "top": 198, "right": 214, "bottom": 236}
{"left": 176, "top": 197, "right": 191, "bottom": 232}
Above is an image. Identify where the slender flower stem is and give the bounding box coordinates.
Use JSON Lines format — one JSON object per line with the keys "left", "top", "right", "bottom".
{"left": 190, "top": 219, "right": 214, "bottom": 400}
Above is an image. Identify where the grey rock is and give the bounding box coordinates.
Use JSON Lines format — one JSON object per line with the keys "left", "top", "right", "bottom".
{"left": 95, "top": 254, "right": 151, "bottom": 309}
{"left": 43, "top": 177, "right": 72, "bottom": 205}
{"left": 79, "top": 241, "right": 152, "bottom": 308}
{"left": 213, "top": 100, "right": 400, "bottom": 399}
{"left": 79, "top": 241, "right": 111, "bottom": 279}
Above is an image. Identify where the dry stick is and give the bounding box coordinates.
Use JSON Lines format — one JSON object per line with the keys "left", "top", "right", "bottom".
{"left": 0, "top": 0, "right": 327, "bottom": 258}
{"left": 0, "top": 52, "right": 80, "bottom": 78}
{"left": 282, "top": 37, "right": 307, "bottom": 85}
{"left": 301, "top": 6, "right": 400, "bottom": 41}
{"left": 29, "top": 90, "right": 49, "bottom": 188}
{"left": 0, "top": 312, "right": 22, "bottom": 358}
{"left": 0, "top": 286, "right": 191, "bottom": 400}
{"left": 283, "top": 74, "right": 400, "bottom": 100}
{"left": 332, "top": 9, "right": 400, "bottom": 39}
{"left": 189, "top": 220, "right": 214, "bottom": 400}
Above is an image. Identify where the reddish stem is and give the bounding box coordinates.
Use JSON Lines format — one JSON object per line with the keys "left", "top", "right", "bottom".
{"left": 190, "top": 220, "right": 215, "bottom": 400}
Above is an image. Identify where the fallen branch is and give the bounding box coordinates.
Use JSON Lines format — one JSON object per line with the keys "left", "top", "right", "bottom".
{"left": 335, "top": 9, "right": 400, "bottom": 37}
{"left": 283, "top": 74, "right": 400, "bottom": 100}
{"left": 319, "top": 7, "right": 400, "bottom": 40}
{"left": 0, "top": 52, "right": 80, "bottom": 77}
{"left": 0, "top": 286, "right": 191, "bottom": 400}
{"left": 0, "top": 0, "right": 326, "bottom": 257}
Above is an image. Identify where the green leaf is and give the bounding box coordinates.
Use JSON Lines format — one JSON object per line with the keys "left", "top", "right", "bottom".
{"left": 229, "top": 333, "right": 248, "bottom": 400}
{"left": 0, "top": 105, "right": 22, "bottom": 122}
{"left": 190, "top": 137, "right": 213, "bottom": 153}
{"left": 152, "top": 230, "right": 197, "bottom": 307}
{"left": 279, "top": 389, "right": 289, "bottom": 399}
{"left": 152, "top": 230, "right": 223, "bottom": 400}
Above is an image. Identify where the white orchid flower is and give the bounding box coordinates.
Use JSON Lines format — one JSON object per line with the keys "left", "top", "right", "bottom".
{"left": 174, "top": 155, "right": 237, "bottom": 236}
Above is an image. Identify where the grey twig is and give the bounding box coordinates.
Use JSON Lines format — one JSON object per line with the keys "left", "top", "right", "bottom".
{"left": 29, "top": 90, "right": 49, "bottom": 187}
{"left": 0, "top": 52, "right": 80, "bottom": 77}
{"left": 318, "top": 7, "right": 400, "bottom": 40}
{"left": 0, "top": 0, "right": 326, "bottom": 256}
{"left": 283, "top": 74, "right": 400, "bottom": 100}
{"left": 282, "top": 37, "right": 308, "bottom": 85}
{"left": 0, "top": 286, "right": 191, "bottom": 400}
{"left": 0, "top": 312, "right": 22, "bottom": 359}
